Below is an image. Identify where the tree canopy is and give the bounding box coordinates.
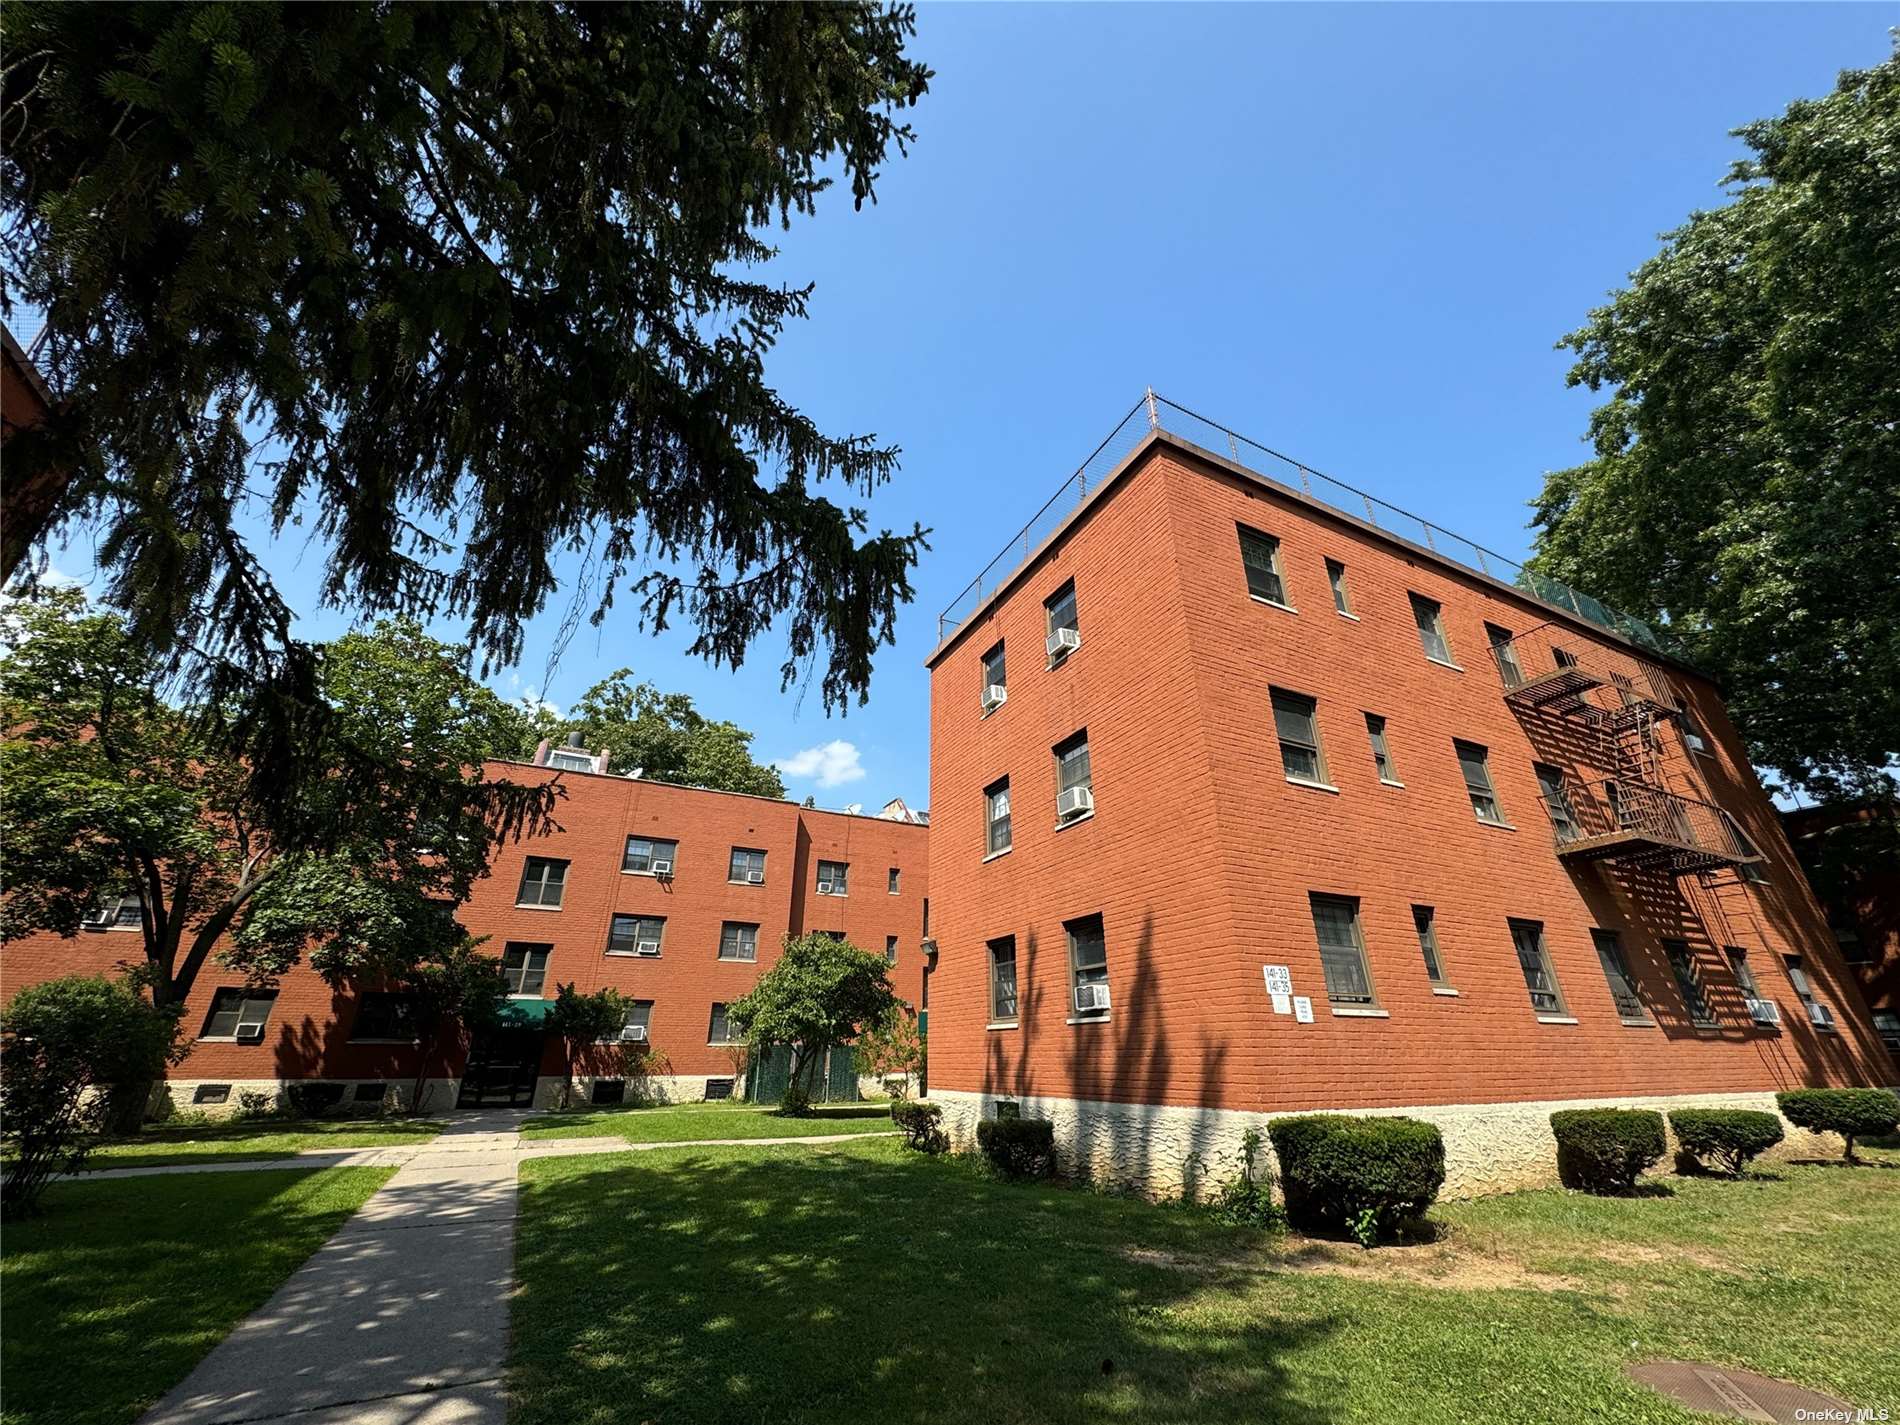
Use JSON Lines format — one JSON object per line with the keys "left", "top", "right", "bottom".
{"left": 1, "top": 3, "right": 930, "bottom": 761}
{"left": 726, "top": 932, "right": 897, "bottom": 1099}
{"left": 512, "top": 668, "right": 785, "bottom": 798}
{"left": 0, "top": 591, "right": 545, "bottom": 1008}
{"left": 1529, "top": 44, "right": 1898, "bottom": 805}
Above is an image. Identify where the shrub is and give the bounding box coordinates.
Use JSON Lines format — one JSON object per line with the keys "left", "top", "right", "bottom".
{"left": 236, "top": 1089, "right": 283, "bottom": 1119}
{"left": 977, "top": 1117, "right": 1055, "bottom": 1179}
{"left": 891, "top": 1098, "right": 947, "bottom": 1153}
{"left": 1670, "top": 1109, "right": 1785, "bottom": 1177}
{"left": 0, "top": 975, "right": 180, "bottom": 1218}
{"left": 1211, "top": 1128, "right": 1286, "bottom": 1231}
{"left": 1268, "top": 1115, "right": 1445, "bottom": 1243}
{"left": 1777, "top": 1088, "right": 1900, "bottom": 1164}
{"left": 1550, "top": 1108, "right": 1667, "bottom": 1193}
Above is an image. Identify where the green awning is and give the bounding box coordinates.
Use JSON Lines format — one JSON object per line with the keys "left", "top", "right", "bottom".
{"left": 497, "top": 997, "right": 556, "bottom": 1027}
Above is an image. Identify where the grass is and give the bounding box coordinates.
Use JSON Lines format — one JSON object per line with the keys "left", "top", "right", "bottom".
{"left": 1, "top": 1166, "right": 394, "bottom": 1425}
{"left": 512, "top": 1139, "right": 1900, "bottom": 1425}
{"left": 75, "top": 1114, "right": 446, "bottom": 1169}
{"left": 517, "top": 1098, "right": 899, "bottom": 1143}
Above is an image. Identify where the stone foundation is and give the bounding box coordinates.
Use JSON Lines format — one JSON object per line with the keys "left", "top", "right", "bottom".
{"left": 154, "top": 1077, "right": 461, "bottom": 1119}
{"left": 931, "top": 1086, "right": 1876, "bottom": 1199}
{"left": 533, "top": 1072, "right": 744, "bottom": 1109}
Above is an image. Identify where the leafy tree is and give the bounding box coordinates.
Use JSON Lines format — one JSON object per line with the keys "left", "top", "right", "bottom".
{"left": 398, "top": 937, "right": 511, "bottom": 1115}
{"left": 1, "top": 3, "right": 930, "bottom": 752}
{"left": 1530, "top": 45, "right": 1899, "bottom": 806}
{"left": 0, "top": 592, "right": 547, "bottom": 1017}
{"left": 1, "top": 974, "right": 183, "bottom": 1217}
{"left": 545, "top": 982, "right": 632, "bottom": 1110}
{"left": 727, "top": 932, "right": 897, "bottom": 1113}
{"left": 517, "top": 669, "right": 785, "bottom": 797}
{"left": 854, "top": 1004, "right": 925, "bottom": 1097}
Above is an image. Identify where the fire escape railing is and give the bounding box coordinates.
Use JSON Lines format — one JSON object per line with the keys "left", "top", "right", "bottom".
{"left": 1544, "top": 778, "right": 1760, "bottom": 875}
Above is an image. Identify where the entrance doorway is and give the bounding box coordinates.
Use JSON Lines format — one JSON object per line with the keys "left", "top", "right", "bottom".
{"left": 458, "top": 1025, "right": 545, "bottom": 1107}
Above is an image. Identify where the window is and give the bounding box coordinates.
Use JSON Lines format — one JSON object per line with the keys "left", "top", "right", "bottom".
{"left": 1044, "top": 580, "right": 1080, "bottom": 659}
{"left": 989, "top": 937, "right": 1019, "bottom": 1022}
{"left": 985, "top": 777, "right": 1012, "bottom": 854}
{"left": 1509, "top": 920, "right": 1566, "bottom": 1016}
{"left": 1325, "top": 558, "right": 1353, "bottom": 615}
{"left": 888, "top": 867, "right": 901, "bottom": 895}
{"left": 1680, "top": 708, "right": 1710, "bottom": 755}
{"left": 707, "top": 1002, "right": 735, "bottom": 1045}
{"left": 199, "top": 989, "right": 278, "bottom": 1040}
{"left": 193, "top": 1084, "right": 232, "bottom": 1105}
{"left": 1592, "top": 930, "right": 1648, "bottom": 1022}
{"left": 500, "top": 943, "right": 551, "bottom": 996}
{"left": 350, "top": 992, "right": 418, "bottom": 1043}
{"left": 622, "top": 837, "right": 678, "bottom": 875}
{"left": 1552, "top": 646, "right": 1580, "bottom": 670}
{"left": 1067, "top": 916, "right": 1109, "bottom": 1018}
{"left": 1054, "top": 731, "right": 1092, "bottom": 820}
{"left": 1533, "top": 763, "right": 1580, "bottom": 841}
{"left": 598, "top": 1000, "right": 654, "bottom": 1044}
{"left": 82, "top": 892, "right": 144, "bottom": 931}
{"left": 817, "top": 860, "right": 849, "bottom": 896}
{"left": 1872, "top": 1010, "right": 1900, "bottom": 1053}
{"left": 1485, "top": 623, "right": 1524, "bottom": 688}
{"left": 885, "top": 935, "right": 899, "bottom": 965}
{"left": 1365, "top": 713, "right": 1399, "bottom": 784}
{"left": 1721, "top": 813, "right": 1769, "bottom": 884}
{"left": 1455, "top": 741, "right": 1507, "bottom": 825}
{"left": 605, "top": 914, "right": 665, "bottom": 957}
{"left": 1410, "top": 594, "right": 1453, "bottom": 664}
{"left": 1663, "top": 940, "right": 1716, "bottom": 1026}
{"left": 1726, "top": 946, "right": 1763, "bottom": 998}
{"left": 718, "top": 922, "right": 759, "bottom": 962}
{"left": 547, "top": 747, "right": 593, "bottom": 772}
{"left": 1782, "top": 955, "right": 1833, "bottom": 1030}
{"left": 1238, "top": 525, "right": 1289, "bottom": 606}
{"left": 1270, "top": 689, "right": 1327, "bottom": 784}
{"left": 1309, "top": 895, "right": 1375, "bottom": 1005}
{"left": 1413, "top": 906, "right": 1446, "bottom": 985}
{"left": 729, "top": 847, "right": 767, "bottom": 885}
{"left": 516, "top": 856, "right": 568, "bottom": 908}
{"left": 981, "top": 642, "right": 1007, "bottom": 710}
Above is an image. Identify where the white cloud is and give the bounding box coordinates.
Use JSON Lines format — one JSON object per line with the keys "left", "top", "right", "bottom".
{"left": 774, "top": 739, "right": 866, "bottom": 788}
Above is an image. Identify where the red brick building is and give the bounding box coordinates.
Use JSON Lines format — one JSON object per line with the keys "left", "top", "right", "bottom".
{"left": 0, "top": 754, "right": 929, "bottom": 1112}
{"left": 924, "top": 409, "right": 1895, "bottom": 1195}
{"left": 1782, "top": 801, "right": 1900, "bottom": 1057}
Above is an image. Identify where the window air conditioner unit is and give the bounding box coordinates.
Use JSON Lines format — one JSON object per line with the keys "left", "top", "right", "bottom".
{"left": 746, "top": 870, "right": 764, "bottom": 885}
{"left": 620, "top": 1024, "right": 649, "bottom": 1044}
{"left": 635, "top": 940, "right": 661, "bottom": 957}
{"left": 1073, "top": 982, "right": 1110, "bottom": 1013}
{"left": 1806, "top": 1001, "right": 1836, "bottom": 1030}
{"left": 1745, "top": 997, "right": 1781, "bottom": 1026}
{"left": 981, "top": 684, "right": 1007, "bottom": 712}
{"left": 1046, "top": 627, "right": 1081, "bottom": 658}
{"left": 235, "top": 1023, "right": 266, "bottom": 1044}
{"left": 650, "top": 859, "right": 673, "bottom": 876}
{"left": 80, "top": 907, "right": 115, "bottom": 930}
{"left": 819, "top": 881, "right": 837, "bottom": 896}
{"left": 1057, "top": 785, "right": 1094, "bottom": 819}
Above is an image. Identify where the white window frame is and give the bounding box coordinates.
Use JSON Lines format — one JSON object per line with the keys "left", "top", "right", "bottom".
{"left": 989, "top": 937, "right": 1019, "bottom": 1023}
{"left": 985, "top": 778, "right": 1013, "bottom": 856}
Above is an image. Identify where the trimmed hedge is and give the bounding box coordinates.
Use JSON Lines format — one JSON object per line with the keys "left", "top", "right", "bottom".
{"left": 890, "top": 1098, "right": 946, "bottom": 1153}
{"left": 1669, "top": 1108, "right": 1784, "bottom": 1177}
{"left": 1777, "top": 1088, "right": 1900, "bottom": 1163}
{"left": 1267, "top": 1114, "right": 1445, "bottom": 1242}
{"left": 976, "top": 1117, "right": 1055, "bottom": 1179}
{"left": 1550, "top": 1108, "right": 1666, "bottom": 1193}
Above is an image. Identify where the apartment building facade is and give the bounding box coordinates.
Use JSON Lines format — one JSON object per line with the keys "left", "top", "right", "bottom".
{"left": 1782, "top": 801, "right": 1900, "bottom": 1056}
{"left": 0, "top": 756, "right": 929, "bottom": 1113}
{"left": 925, "top": 422, "right": 1895, "bottom": 1196}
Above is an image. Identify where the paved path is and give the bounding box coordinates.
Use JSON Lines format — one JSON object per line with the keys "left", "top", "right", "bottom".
{"left": 134, "top": 1119, "right": 895, "bottom": 1424}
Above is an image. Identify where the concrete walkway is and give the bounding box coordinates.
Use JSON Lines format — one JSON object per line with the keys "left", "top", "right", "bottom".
{"left": 134, "top": 1118, "right": 895, "bottom": 1424}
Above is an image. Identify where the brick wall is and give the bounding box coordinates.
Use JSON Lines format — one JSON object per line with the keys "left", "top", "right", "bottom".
{"left": 925, "top": 436, "right": 1896, "bottom": 1125}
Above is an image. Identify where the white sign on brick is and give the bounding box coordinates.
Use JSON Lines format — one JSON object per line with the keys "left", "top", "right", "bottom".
{"left": 1262, "top": 964, "right": 1293, "bottom": 996}
{"left": 1293, "top": 996, "right": 1315, "bottom": 1024}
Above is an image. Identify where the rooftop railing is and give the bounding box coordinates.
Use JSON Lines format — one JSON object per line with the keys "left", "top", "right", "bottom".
{"left": 936, "top": 390, "right": 1682, "bottom": 661}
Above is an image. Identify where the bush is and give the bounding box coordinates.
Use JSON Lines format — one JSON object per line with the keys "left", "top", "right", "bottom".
{"left": 1550, "top": 1108, "right": 1667, "bottom": 1193}
{"left": 1268, "top": 1115, "right": 1444, "bottom": 1243}
{"left": 0, "top": 975, "right": 180, "bottom": 1218}
{"left": 1777, "top": 1088, "right": 1900, "bottom": 1164}
{"left": 977, "top": 1117, "right": 1055, "bottom": 1179}
{"left": 1670, "top": 1109, "right": 1785, "bottom": 1177}
{"left": 891, "top": 1098, "right": 947, "bottom": 1153}
{"left": 1210, "top": 1128, "right": 1286, "bottom": 1231}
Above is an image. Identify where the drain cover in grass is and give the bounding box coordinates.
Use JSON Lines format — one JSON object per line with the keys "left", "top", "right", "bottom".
{"left": 1625, "top": 1361, "right": 1855, "bottom": 1423}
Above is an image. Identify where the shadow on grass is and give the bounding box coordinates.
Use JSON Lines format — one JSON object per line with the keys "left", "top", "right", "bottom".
{"left": 514, "top": 1146, "right": 1341, "bottom": 1425}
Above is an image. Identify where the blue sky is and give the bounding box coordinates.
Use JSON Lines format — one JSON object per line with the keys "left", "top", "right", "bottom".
{"left": 41, "top": 4, "right": 1893, "bottom": 809}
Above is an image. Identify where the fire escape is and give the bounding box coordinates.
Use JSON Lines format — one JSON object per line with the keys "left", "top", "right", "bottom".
{"left": 1494, "top": 623, "right": 1761, "bottom": 877}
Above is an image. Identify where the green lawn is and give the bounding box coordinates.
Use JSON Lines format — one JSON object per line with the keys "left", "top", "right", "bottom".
{"left": 518, "top": 1099, "right": 899, "bottom": 1143}
{"left": 513, "top": 1139, "right": 1900, "bottom": 1425}
{"left": 1, "top": 1166, "right": 395, "bottom": 1425}
{"left": 76, "top": 1115, "right": 446, "bottom": 1169}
